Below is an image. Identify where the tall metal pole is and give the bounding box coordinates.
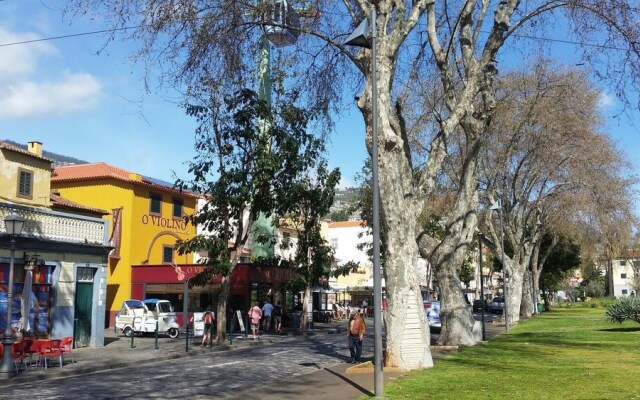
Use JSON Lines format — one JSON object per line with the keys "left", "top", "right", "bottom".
{"left": 370, "top": 6, "right": 383, "bottom": 398}
{"left": 0, "top": 237, "right": 17, "bottom": 377}
{"left": 478, "top": 234, "right": 486, "bottom": 341}
{"left": 498, "top": 208, "right": 508, "bottom": 332}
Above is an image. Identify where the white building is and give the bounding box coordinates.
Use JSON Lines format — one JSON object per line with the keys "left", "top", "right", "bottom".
{"left": 612, "top": 258, "right": 637, "bottom": 297}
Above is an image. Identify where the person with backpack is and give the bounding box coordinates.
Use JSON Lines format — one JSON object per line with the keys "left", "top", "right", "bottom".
{"left": 346, "top": 309, "right": 366, "bottom": 364}
{"left": 272, "top": 302, "right": 283, "bottom": 334}
{"left": 202, "top": 306, "right": 215, "bottom": 346}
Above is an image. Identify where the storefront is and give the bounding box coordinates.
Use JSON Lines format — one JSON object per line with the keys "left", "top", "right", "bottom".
{"left": 0, "top": 260, "right": 54, "bottom": 337}
{"left": 130, "top": 263, "right": 297, "bottom": 328}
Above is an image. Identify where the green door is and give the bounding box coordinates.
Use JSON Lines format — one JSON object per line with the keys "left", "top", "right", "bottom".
{"left": 74, "top": 282, "right": 93, "bottom": 348}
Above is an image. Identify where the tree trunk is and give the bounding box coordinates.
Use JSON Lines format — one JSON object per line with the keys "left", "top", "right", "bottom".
{"left": 301, "top": 284, "right": 311, "bottom": 332}
{"left": 520, "top": 268, "right": 533, "bottom": 318}
{"left": 357, "top": 41, "right": 433, "bottom": 370}
{"left": 216, "top": 277, "right": 230, "bottom": 344}
{"left": 431, "top": 132, "right": 482, "bottom": 346}
{"left": 542, "top": 290, "right": 551, "bottom": 311}
{"left": 436, "top": 258, "right": 476, "bottom": 346}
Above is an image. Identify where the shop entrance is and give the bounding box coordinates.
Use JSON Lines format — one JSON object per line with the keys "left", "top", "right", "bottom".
{"left": 74, "top": 267, "right": 95, "bottom": 347}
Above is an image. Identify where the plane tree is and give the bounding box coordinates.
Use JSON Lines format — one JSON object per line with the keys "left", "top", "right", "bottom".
{"left": 479, "top": 61, "right": 637, "bottom": 324}
{"left": 65, "top": 0, "right": 640, "bottom": 368}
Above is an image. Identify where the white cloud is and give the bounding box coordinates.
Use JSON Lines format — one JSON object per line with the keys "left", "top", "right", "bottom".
{"left": 0, "top": 72, "right": 102, "bottom": 118}
{"left": 338, "top": 176, "right": 353, "bottom": 190}
{"left": 598, "top": 92, "right": 616, "bottom": 109}
{"left": 0, "top": 26, "right": 103, "bottom": 118}
{"left": 0, "top": 27, "right": 57, "bottom": 80}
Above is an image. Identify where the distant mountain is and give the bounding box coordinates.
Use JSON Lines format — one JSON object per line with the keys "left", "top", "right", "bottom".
{"left": 329, "top": 187, "right": 361, "bottom": 220}
{"left": 4, "top": 140, "right": 89, "bottom": 167}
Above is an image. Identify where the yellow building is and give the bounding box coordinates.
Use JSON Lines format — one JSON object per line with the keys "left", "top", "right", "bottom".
{"left": 1, "top": 140, "right": 111, "bottom": 346}
{"left": 51, "top": 162, "right": 199, "bottom": 327}
{"left": 0, "top": 141, "right": 52, "bottom": 209}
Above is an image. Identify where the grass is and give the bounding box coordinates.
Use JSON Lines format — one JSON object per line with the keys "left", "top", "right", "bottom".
{"left": 376, "top": 308, "right": 640, "bottom": 400}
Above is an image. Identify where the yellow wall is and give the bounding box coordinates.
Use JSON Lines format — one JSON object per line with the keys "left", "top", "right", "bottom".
{"left": 52, "top": 178, "right": 197, "bottom": 324}
{"left": 0, "top": 149, "right": 51, "bottom": 208}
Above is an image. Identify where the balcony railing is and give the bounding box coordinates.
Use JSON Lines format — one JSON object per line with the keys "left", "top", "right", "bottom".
{"left": 0, "top": 203, "right": 108, "bottom": 245}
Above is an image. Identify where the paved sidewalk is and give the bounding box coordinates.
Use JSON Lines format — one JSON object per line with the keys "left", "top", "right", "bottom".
{"left": 4, "top": 321, "right": 343, "bottom": 385}
{"left": 233, "top": 321, "right": 506, "bottom": 400}
{"left": 3, "top": 318, "right": 505, "bottom": 399}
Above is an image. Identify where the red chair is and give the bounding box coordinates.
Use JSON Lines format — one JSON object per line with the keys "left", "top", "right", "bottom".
{"left": 59, "top": 336, "right": 74, "bottom": 364}
{"left": 20, "top": 338, "right": 36, "bottom": 369}
{"left": 11, "top": 341, "right": 27, "bottom": 373}
{"left": 37, "top": 339, "right": 64, "bottom": 369}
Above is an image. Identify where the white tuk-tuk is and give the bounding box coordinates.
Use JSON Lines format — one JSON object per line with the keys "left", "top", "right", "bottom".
{"left": 115, "top": 299, "right": 180, "bottom": 339}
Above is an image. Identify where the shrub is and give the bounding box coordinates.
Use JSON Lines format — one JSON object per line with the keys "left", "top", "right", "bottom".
{"left": 605, "top": 297, "right": 640, "bottom": 324}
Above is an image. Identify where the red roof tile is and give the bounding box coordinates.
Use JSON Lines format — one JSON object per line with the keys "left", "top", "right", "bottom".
{"left": 0, "top": 140, "right": 53, "bottom": 163}
{"left": 329, "top": 220, "right": 366, "bottom": 228}
{"left": 50, "top": 192, "right": 109, "bottom": 216}
{"left": 52, "top": 162, "right": 200, "bottom": 199}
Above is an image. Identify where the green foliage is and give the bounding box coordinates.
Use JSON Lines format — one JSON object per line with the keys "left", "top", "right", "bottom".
{"left": 605, "top": 296, "right": 640, "bottom": 324}
{"left": 332, "top": 261, "right": 360, "bottom": 278}
{"left": 327, "top": 209, "right": 350, "bottom": 221}
{"left": 539, "top": 235, "right": 581, "bottom": 300}
{"left": 458, "top": 254, "right": 475, "bottom": 288}
{"left": 579, "top": 265, "right": 607, "bottom": 298}
{"left": 175, "top": 88, "right": 327, "bottom": 286}
{"left": 557, "top": 298, "right": 616, "bottom": 309}
{"left": 350, "top": 159, "right": 387, "bottom": 268}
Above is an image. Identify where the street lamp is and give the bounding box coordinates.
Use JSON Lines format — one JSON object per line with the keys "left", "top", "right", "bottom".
{"left": 477, "top": 233, "right": 486, "bottom": 341}
{"left": 490, "top": 200, "right": 508, "bottom": 332}
{"left": 1, "top": 214, "right": 26, "bottom": 378}
{"left": 345, "top": 7, "right": 383, "bottom": 398}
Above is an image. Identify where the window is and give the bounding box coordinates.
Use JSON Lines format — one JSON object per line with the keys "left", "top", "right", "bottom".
{"left": 77, "top": 267, "right": 95, "bottom": 282}
{"left": 150, "top": 193, "right": 162, "bottom": 215}
{"left": 620, "top": 260, "right": 627, "bottom": 266}
{"left": 281, "top": 232, "right": 291, "bottom": 248}
{"left": 622, "top": 289, "right": 628, "bottom": 295}
{"left": 621, "top": 273, "right": 627, "bottom": 279}
{"left": 162, "top": 245, "right": 174, "bottom": 263}
{"left": 172, "top": 198, "right": 183, "bottom": 218}
{"left": 17, "top": 168, "right": 33, "bottom": 198}
{"left": 331, "top": 238, "right": 338, "bottom": 250}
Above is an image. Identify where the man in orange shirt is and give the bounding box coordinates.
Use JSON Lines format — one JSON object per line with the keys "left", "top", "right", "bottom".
{"left": 346, "top": 309, "right": 366, "bottom": 363}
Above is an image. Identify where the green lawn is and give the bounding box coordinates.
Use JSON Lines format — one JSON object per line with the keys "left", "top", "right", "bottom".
{"left": 379, "top": 308, "right": 640, "bottom": 400}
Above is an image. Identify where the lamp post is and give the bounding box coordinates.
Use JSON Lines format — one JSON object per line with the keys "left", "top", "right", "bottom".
{"left": 345, "top": 6, "right": 383, "bottom": 398}
{"left": 491, "top": 200, "right": 508, "bottom": 332}
{"left": 1, "top": 214, "right": 26, "bottom": 378}
{"left": 477, "top": 233, "right": 486, "bottom": 341}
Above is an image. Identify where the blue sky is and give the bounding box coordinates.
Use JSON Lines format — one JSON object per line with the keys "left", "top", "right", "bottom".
{"left": 1, "top": 1, "right": 638, "bottom": 198}
{"left": 0, "top": 0, "right": 367, "bottom": 188}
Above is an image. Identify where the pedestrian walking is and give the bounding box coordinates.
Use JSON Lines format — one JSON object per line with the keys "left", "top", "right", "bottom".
{"left": 262, "top": 299, "right": 274, "bottom": 333}
{"left": 248, "top": 302, "right": 263, "bottom": 339}
{"left": 272, "top": 301, "right": 283, "bottom": 334}
{"left": 346, "top": 309, "right": 366, "bottom": 364}
{"left": 202, "top": 307, "right": 215, "bottom": 346}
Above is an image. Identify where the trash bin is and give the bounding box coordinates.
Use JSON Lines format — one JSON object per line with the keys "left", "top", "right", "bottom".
{"left": 537, "top": 303, "right": 543, "bottom": 313}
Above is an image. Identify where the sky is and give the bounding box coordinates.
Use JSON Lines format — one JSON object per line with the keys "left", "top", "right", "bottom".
{"left": 0, "top": 0, "right": 367, "bottom": 188}
{"left": 1, "top": 1, "right": 639, "bottom": 202}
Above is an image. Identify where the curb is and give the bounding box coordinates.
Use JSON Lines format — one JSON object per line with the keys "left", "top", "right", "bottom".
{"left": 345, "top": 361, "right": 404, "bottom": 375}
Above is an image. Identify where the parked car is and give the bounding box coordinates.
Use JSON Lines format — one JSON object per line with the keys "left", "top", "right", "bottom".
{"left": 489, "top": 297, "right": 505, "bottom": 314}
{"left": 473, "top": 299, "right": 488, "bottom": 313}
{"left": 423, "top": 300, "right": 441, "bottom": 331}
